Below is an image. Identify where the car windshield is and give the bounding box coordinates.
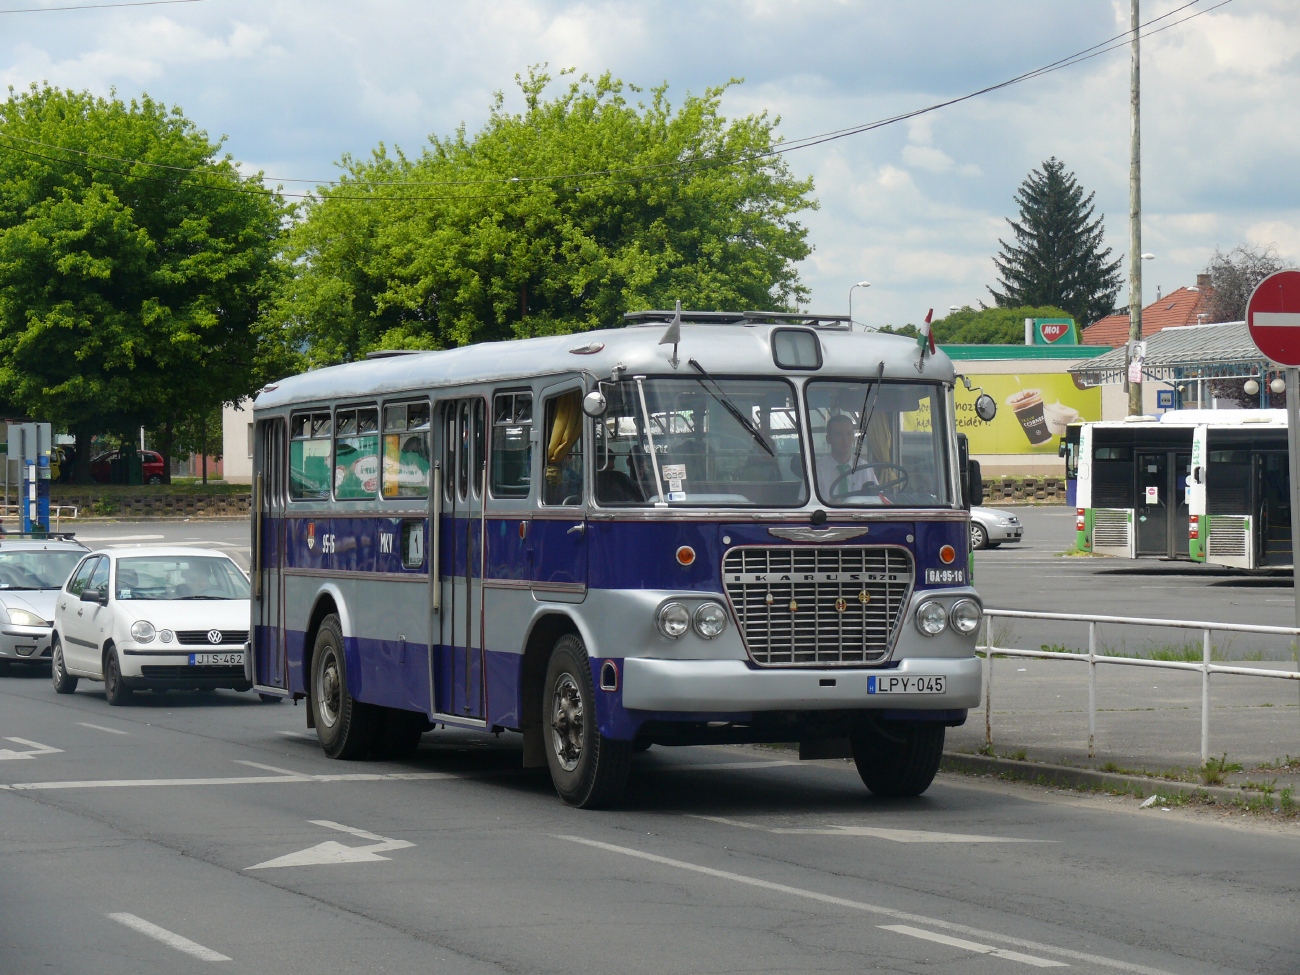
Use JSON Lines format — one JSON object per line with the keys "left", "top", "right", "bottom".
{"left": 0, "top": 550, "right": 84, "bottom": 590}
{"left": 595, "top": 377, "right": 807, "bottom": 507}
{"left": 805, "top": 380, "right": 955, "bottom": 507}
{"left": 115, "top": 556, "right": 250, "bottom": 601}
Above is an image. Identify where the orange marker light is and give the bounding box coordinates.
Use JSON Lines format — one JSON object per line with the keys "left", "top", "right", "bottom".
{"left": 676, "top": 546, "right": 696, "bottom": 566}
{"left": 939, "top": 544, "right": 956, "bottom": 564}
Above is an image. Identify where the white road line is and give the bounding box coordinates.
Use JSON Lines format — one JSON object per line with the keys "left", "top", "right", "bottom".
{"left": 76, "top": 534, "right": 165, "bottom": 542}
{"left": 692, "top": 815, "right": 1052, "bottom": 843}
{"left": 880, "top": 924, "right": 1068, "bottom": 968}
{"left": 77, "top": 722, "right": 130, "bottom": 735}
{"left": 277, "top": 730, "right": 314, "bottom": 740}
{"left": 0, "top": 737, "right": 64, "bottom": 760}
{"left": 554, "top": 835, "right": 1176, "bottom": 975}
{"left": 106, "top": 912, "right": 230, "bottom": 962}
{"left": 1, "top": 761, "right": 453, "bottom": 791}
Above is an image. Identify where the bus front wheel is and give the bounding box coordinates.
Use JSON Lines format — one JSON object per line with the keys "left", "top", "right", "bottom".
{"left": 543, "top": 634, "right": 631, "bottom": 808}
{"left": 850, "top": 718, "right": 945, "bottom": 797}
{"left": 311, "top": 614, "right": 377, "bottom": 760}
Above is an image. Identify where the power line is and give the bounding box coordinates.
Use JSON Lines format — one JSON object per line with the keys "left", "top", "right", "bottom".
{"left": 0, "top": 0, "right": 205, "bottom": 14}
{"left": 0, "top": 0, "right": 1236, "bottom": 202}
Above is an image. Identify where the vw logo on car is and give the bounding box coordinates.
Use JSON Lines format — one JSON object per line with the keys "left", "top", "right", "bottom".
{"left": 207, "top": 629, "right": 223, "bottom": 645}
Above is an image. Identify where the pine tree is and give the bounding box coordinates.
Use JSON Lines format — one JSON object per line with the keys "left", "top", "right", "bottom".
{"left": 989, "top": 157, "right": 1121, "bottom": 327}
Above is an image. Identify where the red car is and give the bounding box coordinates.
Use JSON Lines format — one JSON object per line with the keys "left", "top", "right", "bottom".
{"left": 90, "top": 449, "right": 166, "bottom": 485}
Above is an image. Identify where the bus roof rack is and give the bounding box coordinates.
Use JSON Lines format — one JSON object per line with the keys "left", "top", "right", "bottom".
{"left": 622, "top": 309, "right": 851, "bottom": 329}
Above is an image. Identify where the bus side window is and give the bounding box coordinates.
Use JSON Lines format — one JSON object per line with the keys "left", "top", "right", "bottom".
{"left": 472, "top": 399, "right": 486, "bottom": 498}
{"left": 290, "top": 410, "right": 331, "bottom": 501}
{"left": 382, "top": 401, "right": 430, "bottom": 499}
{"left": 491, "top": 392, "right": 532, "bottom": 498}
{"left": 335, "top": 406, "right": 379, "bottom": 500}
{"left": 542, "top": 390, "right": 584, "bottom": 506}
{"left": 442, "top": 404, "right": 456, "bottom": 504}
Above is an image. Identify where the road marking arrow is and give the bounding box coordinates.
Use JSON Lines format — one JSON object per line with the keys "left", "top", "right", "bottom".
{"left": 245, "top": 819, "right": 414, "bottom": 870}
{"left": 0, "top": 737, "right": 63, "bottom": 761}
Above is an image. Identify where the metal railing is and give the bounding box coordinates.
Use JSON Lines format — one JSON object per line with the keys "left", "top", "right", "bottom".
{"left": 978, "top": 609, "right": 1300, "bottom": 763}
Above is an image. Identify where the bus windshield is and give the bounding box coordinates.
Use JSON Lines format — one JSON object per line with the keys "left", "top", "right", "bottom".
{"left": 595, "top": 377, "right": 807, "bottom": 507}
{"left": 805, "top": 380, "right": 954, "bottom": 507}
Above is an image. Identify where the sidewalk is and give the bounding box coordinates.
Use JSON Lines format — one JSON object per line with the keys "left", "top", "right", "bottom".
{"left": 946, "top": 656, "right": 1300, "bottom": 803}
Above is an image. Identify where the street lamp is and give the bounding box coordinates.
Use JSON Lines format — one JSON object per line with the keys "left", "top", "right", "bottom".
{"left": 848, "top": 281, "right": 871, "bottom": 329}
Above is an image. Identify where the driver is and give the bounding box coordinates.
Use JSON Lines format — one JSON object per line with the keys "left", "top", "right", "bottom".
{"left": 816, "top": 414, "right": 879, "bottom": 496}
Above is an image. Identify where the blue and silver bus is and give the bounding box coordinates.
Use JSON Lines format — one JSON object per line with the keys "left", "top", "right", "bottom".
{"left": 249, "top": 310, "right": 988, "bottom": 807}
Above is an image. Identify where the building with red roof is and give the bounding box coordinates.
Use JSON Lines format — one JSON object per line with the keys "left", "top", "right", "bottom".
{"left": 1082, "top": 274, "right": 1215, "bottom": 346}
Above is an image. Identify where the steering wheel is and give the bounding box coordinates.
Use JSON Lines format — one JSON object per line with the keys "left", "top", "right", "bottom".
{"left": 827, "top": 462, "right": 910, "bottom": 497}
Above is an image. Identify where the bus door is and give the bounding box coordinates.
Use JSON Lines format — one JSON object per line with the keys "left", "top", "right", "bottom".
{"left": 435, "top": 397, "right": 488, "bottom": 721}
{"left": 1173, "top": 452, "right": 1191, "bottom": 558}
{"left": 1255, "top": 450, "right": 1291, "bottom": 567}
{"left": 531, "top": 383, "right": 588, "bottom": 603}
{"left": 1135, "top": 451, "right": 1170, "bottom": 557}
{"left": 253, "top": 417, "right": 288, "bottom": 691}
{"left": 1189, "top": 426, "right": 1207, "bottom": 561}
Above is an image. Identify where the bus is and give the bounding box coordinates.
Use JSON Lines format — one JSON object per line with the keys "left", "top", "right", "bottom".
{"left": 249, "top": 310, "right": 988, "bottom": 807}
{"left": 1187, "top": 410, "right": 1289, "bottom": 569}
{"left": 1074, "top": 410, "right": 1290, "bottom": 567}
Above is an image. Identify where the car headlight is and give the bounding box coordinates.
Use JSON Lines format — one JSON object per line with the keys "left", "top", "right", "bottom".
{"left": 130, "top": 620, "right": 156, "bottom": 643}
{"left": 655, "top": 601, "right": 691, "bottom": 639}
{"left": 159, "top": 628, "right": 174, "bottom": 643}
{"left": 7, "top": 608, "right": 45, "bottom": 627}
{"left": 997, "top": 518, "right": 1011, "bottom": 526}
{"left": 692, "top": 601, "right": 728, "bottom": 639}
{"left": 949, "top": 598, "right": 982, "bottom": 635}
{"left": 914, "top": 600, "right": 947, "bottom": 636}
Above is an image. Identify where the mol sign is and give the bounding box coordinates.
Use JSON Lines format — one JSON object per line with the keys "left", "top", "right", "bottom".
{"left": 1246, "top": 269, "right": 1300, "bottom": 366}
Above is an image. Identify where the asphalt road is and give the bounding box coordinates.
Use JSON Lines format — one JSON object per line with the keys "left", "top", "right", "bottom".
{"left": 0, "top": 514, "right": 1295, "bottom": 974}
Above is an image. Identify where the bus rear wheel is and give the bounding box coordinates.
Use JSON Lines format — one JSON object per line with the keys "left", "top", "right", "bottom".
{"left": 850, "top": 718, "right": 945, "bottom": 797}
{"left": 544, "top": 634, "right": 631, "bottom": 808}
{"left": 311, "top": 615, "right": 377, "bottom": 760}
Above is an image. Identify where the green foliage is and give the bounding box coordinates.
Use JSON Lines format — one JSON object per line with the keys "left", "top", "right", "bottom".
{"left": 270, "top": 68, "right": 817, "bottom": 367}
{"left": 934, "top": 304, "right": 1073, "bottom": 344}
{"left": 989, "top": 157, "right": 1121, "bottom": 327}
{"left": 0, "top": 84, "right": 284, "bottom": 470}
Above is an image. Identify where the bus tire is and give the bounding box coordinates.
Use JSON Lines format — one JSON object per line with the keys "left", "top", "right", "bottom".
{"left": 371, "top": 707, "right": 426, "bottom": 760}
{"left": 51, "top": 639, "right": 78, "bottom": 695}
{"left": 849, "top": 718, "right": 945, "bottom": 797}
{"left": 544, "top": 634, "right": 631, "bottom": 809}
{"left": 311, "top": 615, "right": 377, "bottom": 760}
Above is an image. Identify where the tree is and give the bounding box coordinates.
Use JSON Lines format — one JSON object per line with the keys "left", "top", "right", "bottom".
{"left": 1204, "top": 244, "right": 1289, "bottom": 323}
{"left": 269, "top": 68, "right": 816, "bottom": 366}
{"left": 879, "top": 304, "right": 1074, "bottom": 344}
{"left": 989, "top": 157, "right": 1121, "bottom": 327}
{"left": 0, "top": 85, "right": 284, "bottom": 481}
{"left": 171, "top": 405, "right": 224, "bottom": 484}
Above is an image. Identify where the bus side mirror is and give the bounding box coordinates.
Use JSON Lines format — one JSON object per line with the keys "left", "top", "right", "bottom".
{"left": 974, "top": 393, "right": 997, "bottom": 422}
{"left": 582, "top": 389, "right": 608, "bottom": 418}
{"left": 1192, "top": 465, "right": 1204, "bottom": 485}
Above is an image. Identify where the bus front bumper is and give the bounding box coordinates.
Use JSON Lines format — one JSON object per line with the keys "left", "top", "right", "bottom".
{"left": 621, "top": 656, "right": 982, "bottom": 713}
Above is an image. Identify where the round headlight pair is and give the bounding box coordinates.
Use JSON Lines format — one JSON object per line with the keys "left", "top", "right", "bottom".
{"left": 656, "top": 600, "right": 729, "bottom": 640}
{"left": 914, "top": 598, "right": 982, "bottom": 637}
{"left": 130, "top": 620, "right": 156, "bottom": 643}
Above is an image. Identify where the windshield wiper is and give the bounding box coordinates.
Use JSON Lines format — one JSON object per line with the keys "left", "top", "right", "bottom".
{"left": 687, "top": 359, "right": 775, "bottom": 457}
{"left": 851, "top": 361, "right": 886, "bottom": 470}
{"left": 179, "top": 595, "right": 227, "bottom": 600}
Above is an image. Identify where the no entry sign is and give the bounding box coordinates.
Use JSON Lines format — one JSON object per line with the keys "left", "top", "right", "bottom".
{"left": 1246, "top": 269, "right": 1300, "bottom": 366}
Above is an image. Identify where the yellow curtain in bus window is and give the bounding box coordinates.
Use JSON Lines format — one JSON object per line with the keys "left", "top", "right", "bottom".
{"left": 959, "top": 374, "right": 1101, "bottom": 454}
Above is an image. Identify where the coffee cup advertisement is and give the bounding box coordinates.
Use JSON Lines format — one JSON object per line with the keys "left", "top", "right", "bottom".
{"left": 943, "top": 373, "right": 1100, "bottom": 454}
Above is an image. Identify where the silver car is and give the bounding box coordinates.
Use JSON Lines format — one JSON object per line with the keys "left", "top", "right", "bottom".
{"left": 969, "top": 506, "right": 1023, "bottom": 550}
{"left": 0, "top": 535, "right": 89, "bottom": 672}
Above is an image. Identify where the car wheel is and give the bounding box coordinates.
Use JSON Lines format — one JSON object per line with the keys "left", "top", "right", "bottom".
{"left": 544, "top": 634, "right": 632, "bottom": 808}
{"left": 969, "top": 522, "right": 988, "bottom": 551}
{"left": 311, "top": 614, "right": 377, "bottom": 759}
{"left": 103, "top": 647, "right": 133, "bottom": 706}
{"left": 258, "top": 692, "right": 283, "bottom": 703}
{"left": 849, "top": 718, "right": 945, "bottom": 797}
{"left": 371, "top": 707, "right": 427, "bottom": 760}
{"left": 51, "top": 639, "right": 78, "bottom": 695}
{"left": 146, "top": 474, "right": 162, "bottom": 485}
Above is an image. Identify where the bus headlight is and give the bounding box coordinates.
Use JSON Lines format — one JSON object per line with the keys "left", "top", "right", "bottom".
{"left": 655, "top": 602, "right": 690, "bottom": 639}
{"left": 914, "top": 601, "right": 947, "bottom": 636}
{"left": 692, "top": 602, "right": 728, "bottom": 639}
{"left": 130, "top": 620, "right": 156, "bottom": 643}
{"left": 949, "top": 598, "right": 982, "bottom": 635}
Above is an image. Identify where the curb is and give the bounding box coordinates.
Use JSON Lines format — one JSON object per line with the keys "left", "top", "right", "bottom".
{"left": 940, "top": 752, "right": 1253, "bottom": 804}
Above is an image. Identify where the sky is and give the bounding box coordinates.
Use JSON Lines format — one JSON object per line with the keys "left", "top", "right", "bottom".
{"left": 1, "top": 0, "right": 1296, "bottom": 328}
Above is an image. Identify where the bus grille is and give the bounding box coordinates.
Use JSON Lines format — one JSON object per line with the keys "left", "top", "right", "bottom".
{"left": 721, "top": 546, "right": 912, "bottom": 667}
{"left": 1207, "top": 517, "right": 1249, "bottom": 558}
{"left": 1092, "top": 509, "right": 1131, "bottom": 549}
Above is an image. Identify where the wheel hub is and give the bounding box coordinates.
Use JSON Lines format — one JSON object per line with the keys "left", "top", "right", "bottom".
{"left": 549, "top": 674, "right": 584, "bottom": 772}
{"left": 318, "top": 653, "right": 341, "bottom": 728}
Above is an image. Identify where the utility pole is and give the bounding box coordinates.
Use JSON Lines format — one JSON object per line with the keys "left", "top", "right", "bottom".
{"left": 1127, "top": 0, "right": 1143, "bottom": 416}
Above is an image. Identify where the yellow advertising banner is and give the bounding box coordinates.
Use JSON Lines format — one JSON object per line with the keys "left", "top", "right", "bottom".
{"left": 956, "top": 373, "right": 1101, "bottom": 454}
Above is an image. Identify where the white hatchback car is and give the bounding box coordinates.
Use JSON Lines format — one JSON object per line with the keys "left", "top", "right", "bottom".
{"left": 51, "top": 547, "right": 252, "bottom": 704}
